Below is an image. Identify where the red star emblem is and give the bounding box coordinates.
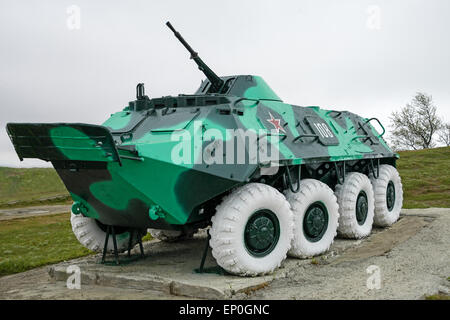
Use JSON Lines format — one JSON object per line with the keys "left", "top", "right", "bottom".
{"left": 266, "top": 112, "right": 286, "bottom": 133}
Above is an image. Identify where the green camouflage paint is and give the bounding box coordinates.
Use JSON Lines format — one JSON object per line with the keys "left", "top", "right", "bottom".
{"left": 244, "top": 76, "right": 281, "bottom": 101}
{"left": 103, "top": 111, "right": 132, "bottom": 130}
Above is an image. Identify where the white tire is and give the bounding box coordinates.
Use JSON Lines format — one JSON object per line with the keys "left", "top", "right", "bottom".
{"left": 335, "top": 172, "right": 375, "bottom": 239}
{"left": 71, "top": 212, "right": 137, "bottom": 253}
{"left": 209, "top": 183, "right": 294, "bottom": 276}
{"left": 285, "top": 179, "right": 339, "bottom": 258}
{"left": 148, "top": 229, "right": 193, "bottom": 242}
{"left": 369, "top": 164, "right": 403, "bottom": 227}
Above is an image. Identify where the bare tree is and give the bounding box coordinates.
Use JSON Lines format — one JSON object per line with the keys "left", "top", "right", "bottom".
{"left": 438, "top": 123, "right": 450, "bottom": 147}
{"left": 389, "top": 92, "right": 442, "bottom": 150}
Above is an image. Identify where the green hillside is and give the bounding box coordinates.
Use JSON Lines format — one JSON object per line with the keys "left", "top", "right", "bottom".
{"left": 0, "top": 146, "right": 449, "bottom": 209}
{"left": 396, "top": 146, "right": 450, "bottom": 208}
{"left": 0, "top": 167, "right": 69, "bottom": 208}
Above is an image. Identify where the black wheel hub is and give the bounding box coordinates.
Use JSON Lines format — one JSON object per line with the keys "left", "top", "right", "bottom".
{"left": 356, "top": 191, "right": 368, "bottom": 225}
{"left": 303, "top": 202, "right": 329, "bottom": 242}
{"left": 244, "top": 210, "right": 280, "bottom": 257}
{"left": 386, "top": 181, "right": 396, "bottom": 212}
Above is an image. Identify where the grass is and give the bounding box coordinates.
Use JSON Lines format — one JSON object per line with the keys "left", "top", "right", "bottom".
{"left": 0, "top": 167, "right": 69, "bottom": 208}
{"left": 397, "top": 147, "right": 450, "bottom": 209}
{"left": 425, "top": 294, "right": 450, "bottom": 300}
{"left": 0, "top": 213, "right": 91, "bottom": 277}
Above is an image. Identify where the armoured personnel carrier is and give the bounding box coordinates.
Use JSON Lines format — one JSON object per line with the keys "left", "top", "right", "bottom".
{"left": 6, "top": 22, "right": 403, "bottom": 276}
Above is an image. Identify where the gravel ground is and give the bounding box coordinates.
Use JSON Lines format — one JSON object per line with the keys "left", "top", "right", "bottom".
{"left": 238, "top": 208, "right": 450, "bottom": 300}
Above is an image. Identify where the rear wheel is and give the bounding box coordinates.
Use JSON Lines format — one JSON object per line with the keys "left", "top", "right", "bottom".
{"left": 369, "top": 165, "right": 403, "bottom": 227}
{"left": 335, "top": 172, "right": 375, "bottom": 239}
{"left": 285, "top": 179, "right": 339, "bottom": 258}
{"left": 71, "top": 212, "right": 141, "bottom": 253}
{"left": 209, "top": 183, "right": 294, "bottom": 276}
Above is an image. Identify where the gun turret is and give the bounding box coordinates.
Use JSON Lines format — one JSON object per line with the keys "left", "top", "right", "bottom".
{"left": 166, "top": 21, "right": 224, "bottom": 93}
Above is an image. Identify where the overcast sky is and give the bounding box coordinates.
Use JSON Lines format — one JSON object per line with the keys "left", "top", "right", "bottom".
{"left": 1, "top": 0, "right": 449, "bottom": 167}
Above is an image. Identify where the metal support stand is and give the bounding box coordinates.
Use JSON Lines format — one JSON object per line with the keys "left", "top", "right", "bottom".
{"left": 127, "top": 229, "right": 145, "bottom": 258}
{"left": 194, "top": 229, "right": 225, "bottom": 275}
{"left": 101, "top": 226, "right": 145, "bottom": 265}
{"left": 101, "top": 225, "right": 120, "bottom": 265}
{"left": 197, "top": 229, "right": 211, "bottom": 273}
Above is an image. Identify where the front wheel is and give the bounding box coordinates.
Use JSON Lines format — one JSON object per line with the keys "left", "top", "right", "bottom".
{"left": 209, "top": 183, "right": 294, "bottom": 276}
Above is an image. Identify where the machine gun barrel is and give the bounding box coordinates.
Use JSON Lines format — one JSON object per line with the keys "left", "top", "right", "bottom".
{"left": 166, "top": 21, "right": 224, "bottom": 93}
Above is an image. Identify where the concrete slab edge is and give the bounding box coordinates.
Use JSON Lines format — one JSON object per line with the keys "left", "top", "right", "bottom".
{"left": 48, "top": 266, "right": 227, "bottom": 299}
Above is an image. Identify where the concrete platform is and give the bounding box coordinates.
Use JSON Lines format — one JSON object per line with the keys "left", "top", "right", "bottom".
{"left": 48, "top": 211, "right": 437, "bottom": 299}
{"left": 48, "top": 232, "right": 280, "bottom": 299}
